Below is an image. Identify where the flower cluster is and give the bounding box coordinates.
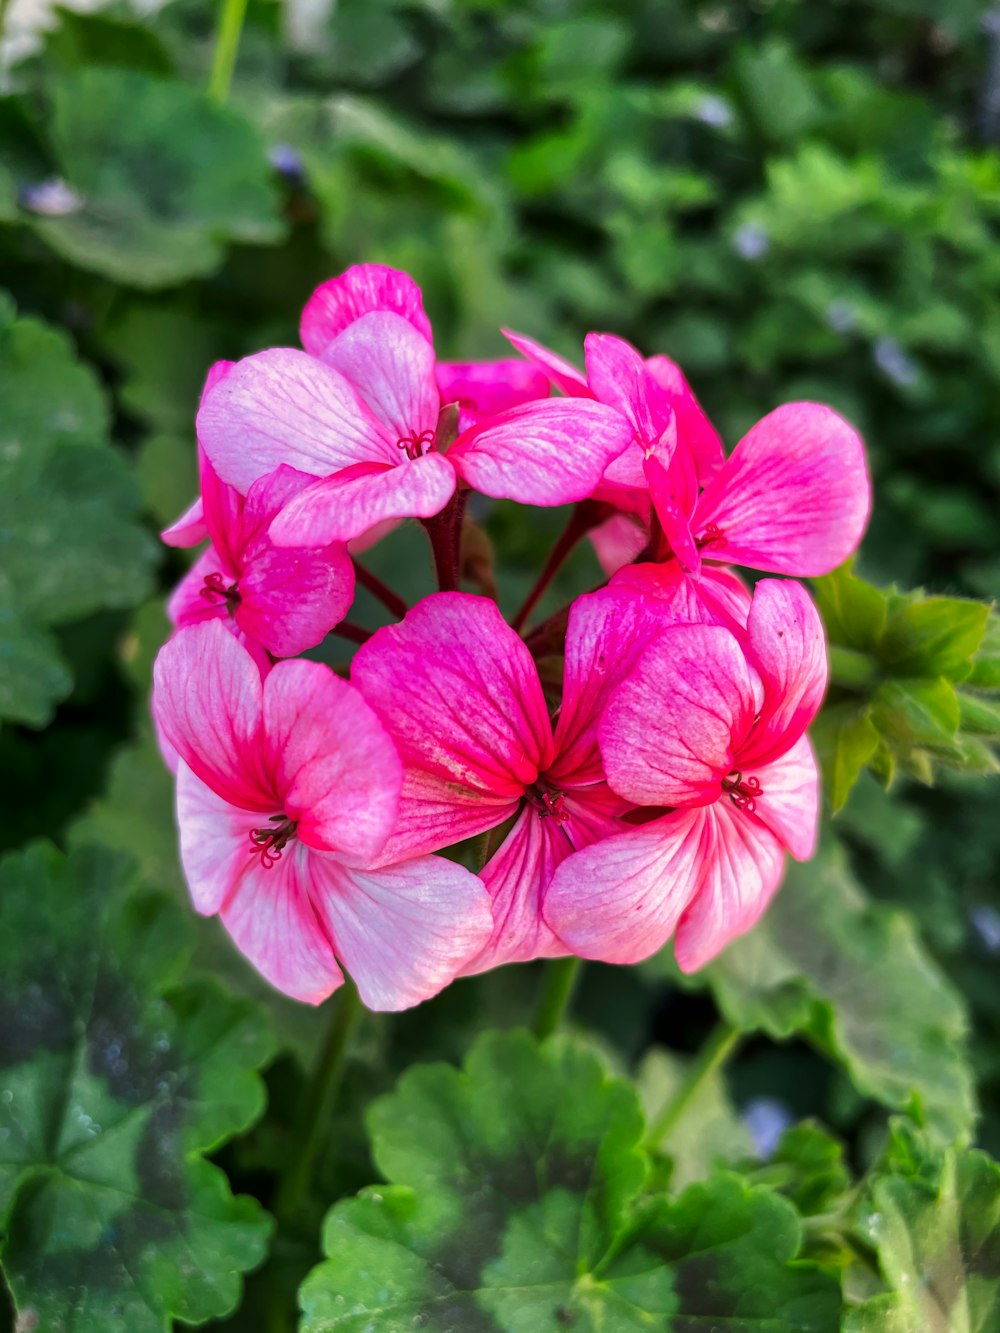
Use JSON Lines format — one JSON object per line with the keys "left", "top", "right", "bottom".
{"left": 153, "top": 263, "right": 870, "bottom": 1010}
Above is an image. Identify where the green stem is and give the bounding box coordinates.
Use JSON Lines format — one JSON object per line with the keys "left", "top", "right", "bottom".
{"left": 645, "top": 1021, "right": 742, "bottom": 1147}
{"left": 533, "top": 957, "right": 583, "bottom": 1040}
{"left": 829, "top": 645, "right": 878, "bottom": 693}
{"left": 274, "top": 982, "right": 362, "bottom": 1226}
{"left": 208, "top": 0, "right": 249, "bottom": 103}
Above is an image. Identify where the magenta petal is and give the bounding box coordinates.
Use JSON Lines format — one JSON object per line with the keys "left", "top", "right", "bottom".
{"left": 543, "top": 811, "right": 706, "bottom": 964}
{"left": 643, "top": 451, "right": 700, "bottom": 576}
{"left": 600, "top": 623, "right": 763, "bottom": 807}
{"left": 261, "top": 660, "right": 401, "bottom": 861}
{"left": 589, "top": 513, "right": 650, "bottom": 575}
{"left": 740, "top": 578, "right": 828, "bottom": 766}
{"left": 550, "top": 587, "right": 671, "bottom": 786}
{"left": 153, "top": 622, "right": 273, "bottom": 811}
{"left": 221, "top": 845, "right": 344, "bottom": 1004}
{"left": 752, "top": 736, "right": 820, "bottom": 862}
{"left": 321, "top": 311, "right": 439, "bottom": 442}
{"left": 238, "top": 464, "right": 323, "bottom": 554}
{"left": 197, "top": 347, "right": 395, "bottom": 494}
{"left": 176, "top": 762, "right": 263, "bottom": 915}
{"left": 502, "top": 328, "right": 591, "bottom": 398}
{"left": 436, "top": 358, "right": 550, "bottom": 417}
{"left": 449, "top": 398, "right": 633, "bottom": 506}
{"left": 698, "top": 566, "right": 753, "bottom": 630}
{"left": 371, "top": 769, "right": 518, "bottom": 867}
{"left": 269, "top": 454, "right": 457, "bottom": 547}
{"left": 609, "top": 562, "right": 751, "bottom": 633}
{"left": 161, "top": 496, "right": 207, "bottom": 548}
{"left": 646, "top": 354, "right": 725, "bottom": 482}
{"left": 352, "top": 592, "right": 554, "bottom": 796}
{"left": 674, "top": 803, "right": 786, "bottom": 973}
{"left": 693, "top": 402, "right": 871, "bottom": 576}
{"left": 584, "top": 332, "right": 672, "bottom": 446}
{"left": 236, "top": 541, "right": 355, "bottom": 658}
{"left": 197, "top": 445, "right": 244, "bottom": 571}
{"left": 167, "top": 546, "right": 232, "bottom": 632}
{"left": 311, "top": 855, "right": 492, "bottom": 1011}
{"left": 300, "top": 263, "right": 433, "bottom": 358}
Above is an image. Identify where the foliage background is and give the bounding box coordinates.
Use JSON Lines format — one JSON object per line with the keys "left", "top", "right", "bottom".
{"left": 1, "top": 0, "right": 999, "bottom": 1328}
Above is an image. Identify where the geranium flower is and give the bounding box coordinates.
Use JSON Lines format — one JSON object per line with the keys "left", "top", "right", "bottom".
{"left": 351, "top": 590, "right": 665, "bottom": 972}
{"left": 153, "top": 622, "right": 491, "bottom": 1009}
{"left": 195, "top": 264, "right": 631, "bottom": 548}
{"left": 543, "top": 579, "right": 827, "bottom": 971}
{"left": 163, "top": 429, "right": 354, "bottom": 660}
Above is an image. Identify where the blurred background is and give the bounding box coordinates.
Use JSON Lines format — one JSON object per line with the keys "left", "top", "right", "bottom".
{"left": 2, "top": 0, "right": 999, "bottom": 1263}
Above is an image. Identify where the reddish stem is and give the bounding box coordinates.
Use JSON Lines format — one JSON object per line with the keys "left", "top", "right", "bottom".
{"left": 421, "top": 490, "right": 468, "bottom": 592}
{"left": 352, "top": 560, "right": 407, "bottom": 620}
{"left": 511, "top": 500, "right": 614, "bottom": 633}
{"left": 331, "top": 620, "right": 373, "bottom": 646}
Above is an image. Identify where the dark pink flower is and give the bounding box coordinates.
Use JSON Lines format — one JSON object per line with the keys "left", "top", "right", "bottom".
{"left": 196, "top": 265, "right": 631, "bottom": 548}
{"left": 153, "top": 622, "right": 491, "bottom": 1008}
{"left": 543, "top": 579, "right": 827, "bottom": 972}
{"left": 350, "top": 590, "right": 665, "bottom": 972}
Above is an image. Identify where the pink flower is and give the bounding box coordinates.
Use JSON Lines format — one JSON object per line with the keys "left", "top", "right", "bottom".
{"left": 508, "top": 327, "right": 871, "bottom": 614}
{"left": 152, "top": 621, "right": 492, "bottom": 1008}
{"left": 350, "top": 590, "right": 666, "bottom": 972}
{"left": 163, "top": 437, "right": 355, "bottom": 660}
{"left": 543, "top": 579, "right": 827, "bottom": 972}
{"left": 195, "top": 264, "right": 632, "bottom": 548}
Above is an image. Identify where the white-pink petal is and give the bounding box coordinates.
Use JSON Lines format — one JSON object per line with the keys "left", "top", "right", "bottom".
{"left": 300, "top": 263, "right": 433, "bottom": 357}
{"left": 502, "top": 328, "right": 591, "bottom": 398}
{"left": 751, "top": 735, "right": 820, "bottom": 862}
{"left": 321, "top": 311, "right": 439, "bottom": 443}
{"left": 176, "top": 762, "right": 264, "bottom": 916}
{"left": 236, "top": 541, "right": 355, "bottom": 658}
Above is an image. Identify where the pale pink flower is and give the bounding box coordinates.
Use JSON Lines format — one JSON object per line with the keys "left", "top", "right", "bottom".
{"left": 543, "top": 579, "right": 827, "bottom": 972}
{"left": 196, "top": 264, "right": 631, "bottom": 548}
{"left": 153, "top": 622, "right": 492, "bottom": 1009}
{"left": 350, "top": 590, "right": 666, "bottom": 972}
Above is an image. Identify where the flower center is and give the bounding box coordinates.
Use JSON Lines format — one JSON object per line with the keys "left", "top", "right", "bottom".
{"left": 396, "top": 430, "right": 435, "bottom": 462}
{"left": 696, "top": 522, "right": 726, "bottom": 551}
{"left": 528, "top": 785, "right": 570, "bottom": 825}
{"left": 201, "top": 570, "right": 241, "bottom": 618}
{"left": 248, "top": 814, "right": 298, "bottom": 869}
{"left": 721, "top": 770, "right": 763, "bottom": 815}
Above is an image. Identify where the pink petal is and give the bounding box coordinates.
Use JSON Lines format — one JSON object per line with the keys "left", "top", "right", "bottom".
{"left": 674, "top": 802, "right": 786, "bottom": 973}
{"left": 197, "top": 348, "right": 395, "bottom": 495}
{"left": 739, "top": 578, "right": 828, "bottom": 766}
{"left": 751, "top": 735, "right": 819, "bottom": 862}
{"left": 261, "top": 659, "right": 402, "bottom": 861}
{"left": 221, "top": 844, "right": 344, "bottom": 1004}
{"left": 268, "top": 453, "right": 457, "bottom": 547}
{"left": 352, "top": 593, "right": 554, "bottom": 796}
{"left": 166, "top": 546, "right": 233, "bottom": 631}
{"left": 502, "top": 328, "right": 591, "bottom": 398}
{"left": 543, "top": 810, "right": 706, "bottom": 964}
{"left": 609, "top": 562, "right": 751, "bottom": 633}
{"left": 436, "top": 358, "right": 550, "bottom": 417}
{"left": 237, "top": 464, "right": 323, "bottom": 555}
{"left": 310, "top": 854, "right": 492, "bottom": 1011}
{"left": 320, "top": 311, "right": 439, "bottom": 442}
{"left": 161, "top": 496, "right": 207, "bottom": 548}
{"left": 600, "top": 624, "right": 763, "bottom": 807}
{"left": 236, "top": 541, "right": 355, "bottom": 658}
{"left": 371, "top": 768, "right": 519, "bottom": 867}
{"left": 462, "top": 809, "right": 570, "bottom": 974}
{"left": 153, "top": 622, "right": 273, "bottom": 811}
{"left": 643, "top": 450, "right": 700, "bottom": 575}
{"left": 584, "top": 332, "right": 672, "bottom": 446}
{"left": 590, "top": 512, "right": 649, "bottom": 575}
{"left": 646, "top": 354, "right": 725, "bottom": 482}
{"left": 699, "top": 566, "right": 753, "bottom": 630}
{"left": 176, "top": 761, "right": 264, "bottom": 915}
{"left": 597, "top": 442, "right": 648, "bottom": 498}
{"left": 198, "top": 445, "right": 244, "bottom": 571}
{"left": 550, "top": 587, "right": 671, "bottom": 786}
{"left": 300, "top": 264, "right": 433, "bottom": 358}
{"left": 449, "top": 398, "right": 633, "bottom": 506}
{"left": 692, "top": 402, "right": 871, "bottom": 576}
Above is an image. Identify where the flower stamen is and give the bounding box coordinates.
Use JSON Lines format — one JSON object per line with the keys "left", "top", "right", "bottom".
{"left": 248, "top": 814, "right": 298, "bottom": 869}
{"left": 697, "top": 522, "right": 726, "bottom": 551}
{"left": 201, "top": 570, "right": 241, "bottom": 618}
{"left": 396, "top": 429, "right": 436, "bottom": 461}
{"left": 721, "top": 770, "right": 762, "bottom": 815}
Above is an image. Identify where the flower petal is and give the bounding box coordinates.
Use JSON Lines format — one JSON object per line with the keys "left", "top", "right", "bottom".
{"left": 236, "top": 541, "right": 355, "bottom": 658}
{"left": 674, "top": 802, "right": 786, "bottom": 973}
{"left": 153, "top": 622, "right": 273, "bottom": 811}
{"left": 371, "top": 768, "right": 518, "bottom": 866}
{"left": 161, "top": 496, "right": 207, "bottom": 548}
{"left": 352, "top": 592, "right": 553, "bottom": 797}
{"left": 197, "top": 347, "right": 395, "bottom": 494}
{"left": 449, "top": 398, "right": 633, "bottom": 506}
{"left": 176, "top": 761, "right": 263, "bottom": 915}
{"left": 646, "top": 354, "right": 725, "bottom": 482}
{"left": 237, "top": 464, "right": 322, "bottom": 555}
{"left": 752, "top": 735, "right": 819, "bottom": 862}
{"left": 693, "top": 402, "right": 871, "bottom": 576}
{"left": 321, "top": 310, "right": 439, "bottom": 442}
{"left": 502, "top": 328, "right": 591, "bottom": 398}
{"left": 609, "top": 562, "right": 751, "bottom": 633}
{"left": 600, "top": 623, "right": 763, "bottom": 807}
{"left": 261, "top": 659, "right": 402, "bottom": 861}
{"left": 643, "top": 449, "right": 700, "bottom": 576}
{"left": 311, "top": 855, "right": 492, "bottom": 1011}
{"left": 221, "top": 843, "right": 344, "bottom": 1004}
{"left": 584, "top": 332, "right": 671, "bottom": 446}
{"left": 436, "top": 358, "right": 550, "bottom": 417}
{"left": 300, "top": 263, "right": 433, "bottom": 357}
{"left": 739, "top": 578, "right": 828, "bottom": 766}
{"left": 268, "top": 454, "right": 457, "bottom": 547}
{"left": 589, "top": 512, "right": 649, "bottom": 575}
{"left": 167, "top": 545, "right": 233, "bottom": 632}
{"left": 543, "top": 810, "right": 706, "bottom": 964}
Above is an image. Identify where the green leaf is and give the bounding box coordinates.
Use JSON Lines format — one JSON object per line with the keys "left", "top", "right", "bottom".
{"left": 700, "top": 841, "right": 975, "bottom": 1144}
{"left": 766, "top": 1122, "right": 852, "bottom": 1220}
{"left": 812, "top": 563, "right": 887, "bottom": 652}
{"left": 299, "top": 1030, "right": 840, "bottom": 1331}
{"left": 966, "top": 613, "right": 1000, "bottom": 692}
{"left": 0, "top": 608, "right": 72, "bottom": 727}
{"left": 637, "top": 1047, "right": 752, "bottom": 1189}
{"left": 845, "top": 1121, "right": 1000, "bottom": 1332}
{"left": 34, "top": 68, "right": 284, "bottom": 288}
{"left": 881, "top": 597, "right": 990, "bottom": 681}
{"left": 0, "top": 841, "right": 274, "bottom": 1331}
{"left": 811, "top": 701, "right": 880, "bottom": 812}
{"left": 46, "top": 8, "right": 175, "bottom": 75}
{"left": 870, "top": 678, "right": 960, "bottom": 748}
